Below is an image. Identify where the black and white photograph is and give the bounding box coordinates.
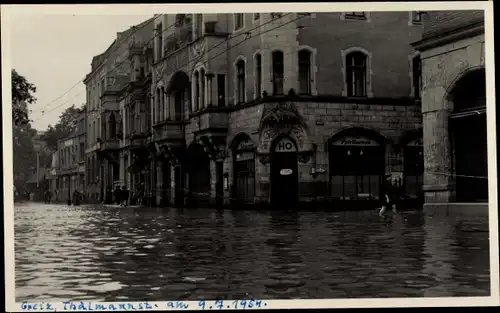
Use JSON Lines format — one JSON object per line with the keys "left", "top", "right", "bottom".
{"left": 2, "top": 2, "right": 498, "bottom": 311}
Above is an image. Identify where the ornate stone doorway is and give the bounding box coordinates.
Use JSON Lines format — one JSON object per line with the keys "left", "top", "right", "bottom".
{"left": 270, "top": 136, "right": 299, "bottom": 207}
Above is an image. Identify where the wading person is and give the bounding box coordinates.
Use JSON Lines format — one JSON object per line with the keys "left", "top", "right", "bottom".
{"left": 120, "top": 185, "right": 129, "bottom": 207}
{"left": 379, "top": 174, "right": 398, "bottom": 218}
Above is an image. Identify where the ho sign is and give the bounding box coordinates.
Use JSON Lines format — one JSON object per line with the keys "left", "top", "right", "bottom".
{"left": 274, "top": 137, "right": 297, "bottom": 153}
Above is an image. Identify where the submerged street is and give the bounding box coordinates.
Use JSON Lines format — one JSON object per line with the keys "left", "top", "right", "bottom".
{"left": 14, "top": 202, "right": 490, "bottom": 301}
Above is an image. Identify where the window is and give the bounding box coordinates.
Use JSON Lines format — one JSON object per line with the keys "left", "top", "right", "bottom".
{"left": 200, "top": 68, "right": 206, "bottom": 109}
{"left": 298, "top": 49, "right": 312, "bottom": 95}
{"left": 236, "top": 60, "right": 246, "bottom": 104}
{"left": 412, "top": 11, "right": 424, "bottom": 24}
{"left": 253, "top": 13, "right": 260, "bottom": 21}
{"left": 109, "top": 112, "right": 116, "bottom": 138}
{"left": 156, "top": 23, "right": 163, "bottom": 61}
{"left": 412, "top": 55, "right": 422, "bottom": 100}
{"left": 255, "top": 54, "right": 262, "bottom": 99}
{"left": 345, "top": 12, "right": 366, "bottom": 19}
{"left": 346, "top": 52, "right": 367, "bottom": 97}
{"left": 194, "top": 71, "right": 200, "bottom": 110}
{"left": 80, "top": 143, "right": 85, "bottom": 161}
{"left": 217, "top": 74, "right": 226, "bottom": 107}
{"left": 195, "top": 14, "right": 203, "bottom": 38}
{"left": 234, "top": 13, "right": 244, "bottom": 31}
{"left": 272, "top": 51, "right": 284, "bottom": 95}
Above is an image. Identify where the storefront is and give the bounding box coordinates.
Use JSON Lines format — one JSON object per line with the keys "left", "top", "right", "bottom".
{"left": 185, "top": 141, "right": 211, "bottom": 206}
{"left": 232, "top": 135, "right": 256, "bottom": 204}
{"left": 329, "top": 129, "right": 385, "bottom": 202}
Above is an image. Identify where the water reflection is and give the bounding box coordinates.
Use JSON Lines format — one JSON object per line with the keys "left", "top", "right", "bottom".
{"left": 14, "top": 203, "right": 490, "bottom": 301}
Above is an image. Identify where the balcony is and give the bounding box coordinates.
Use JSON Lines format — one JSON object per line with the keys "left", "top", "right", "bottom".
{"left": 192, "top": 110, "right": 229, "bottom": 138}
{"left": 97, "top": 138, "right": 120, "bottom": 151}
{"left": 153, "top": 120, "right": 184, "bottom": 143}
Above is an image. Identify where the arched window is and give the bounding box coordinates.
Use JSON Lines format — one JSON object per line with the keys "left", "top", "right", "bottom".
{"left": 194, "top": 71, "right": 200, "bottom": 111}
{"left": 346, "top": 51, "right": 367, "bottom": 97}
{"left": 255, "top": 53, "right": 262, "bottom": 99}
{"left": 412, "top": 55, "right": 422, "bottom": 100}
{"left": 272, "top": 51, "right": 284, "bottom": 95}
{"left": 109, "top": 112, "right": 116, "bottom": 139}
{"left": 298, "top": 49, "right": 312, "bottom": 95}
{"left": 236, "top": 60, "right": 246, "bottom": 104}
{"left": 200, "top": 68, "right": 206, "bottom": 109}
{"left": 156, "top": 88, "right": 162, "bottom": 124}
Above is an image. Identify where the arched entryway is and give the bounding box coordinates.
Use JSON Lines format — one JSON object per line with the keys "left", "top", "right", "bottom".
{"left": 270, "top": 135, "right": 299, "bottom": 207}
{"left": 185, "top": 141, "right": 211, "bottom": 206}
{"left": 329, "top": 128, "right": 386, "bottom": 201}
{"left": 231, "top": 133, "right": 256, "bottom": 204}
{"left": 166, "top": 71, "right": 190, "bottom": 120}
{"left": 449, "top": 68, "right": 487, "bottom": 202}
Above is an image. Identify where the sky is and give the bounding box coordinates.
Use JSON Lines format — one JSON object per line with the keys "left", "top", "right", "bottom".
{"left": 10, "top": 13, "right": 152, "bottom": 131}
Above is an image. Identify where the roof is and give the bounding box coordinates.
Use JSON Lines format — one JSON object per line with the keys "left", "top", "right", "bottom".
{"left": 421, "top": 10, "right": 484, "bottom": 40}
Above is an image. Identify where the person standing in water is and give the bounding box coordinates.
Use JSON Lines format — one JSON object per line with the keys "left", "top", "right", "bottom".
{"left": 379, "top": 174, "right": 398, "bottom": 218}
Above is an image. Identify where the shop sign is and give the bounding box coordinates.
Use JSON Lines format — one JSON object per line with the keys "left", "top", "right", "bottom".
{"left": 407, "top": 138, "right": 423, "bottom": 146}
{"left": 236, "top": 139, "right": 255, "bottom": 151}
{"left": 236, "top": 152, "right": 254, "bottom": 161}
{"left": 280, "top": 169, "right": 293, "bottom": 175}
{"left": 274, "top": 137, "right": 297, "bottom": 153}
{"left": 332, "top": 136, "right": 378, "bottom": 146}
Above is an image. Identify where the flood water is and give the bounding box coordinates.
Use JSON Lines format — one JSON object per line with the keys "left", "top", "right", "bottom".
{"left": 14, "top": 202, "right": 490, "bottom": 301}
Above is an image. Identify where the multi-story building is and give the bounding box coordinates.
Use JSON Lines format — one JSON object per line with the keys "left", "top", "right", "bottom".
{"left": 56, "top": 107, "right": 86, "bottom": 203}
{"left": 84, "top": 18, "right": 153, "bottom": 202}
{"left": 119, "top": 38, "right": 155, "bottom": 204}
{"left": 412, "top": 10, "right": 487, "bottom": 213}
{"left": 144, "top": 11, "right": 424, "bottom": 209}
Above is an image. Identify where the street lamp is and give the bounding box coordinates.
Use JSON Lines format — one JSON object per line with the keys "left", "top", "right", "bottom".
{"left": 33, "top": 142, "right": 41, "bottom": 200}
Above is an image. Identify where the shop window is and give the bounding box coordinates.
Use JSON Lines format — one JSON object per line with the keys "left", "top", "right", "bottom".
{"left": 329, "top": 133, "right": 385, "bottom": 200}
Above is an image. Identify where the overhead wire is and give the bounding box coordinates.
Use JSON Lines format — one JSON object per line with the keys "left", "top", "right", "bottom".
{"left": 30, "top": 13, "right": 297, "bottom": 120}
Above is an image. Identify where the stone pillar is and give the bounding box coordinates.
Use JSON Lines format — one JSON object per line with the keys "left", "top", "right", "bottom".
{"left": 163, "top": 93, "right": 170, "bottom": 120}
{"left": 169, "top": 164, "right": 176, "bottom": 204}
{"left": 206, "top": 73, "right": 214, "bottom": 107}
{"left": 209, "top": 160, "right": 217, "bottom": 205}
{"left": 422, "top": 108, "right": 455, "bottom": 207}
{"left": 156, "top": 159, "right": 164, "bottom": 206}
{"left": 255, "top": 156, "right": 271, "bottom": 203}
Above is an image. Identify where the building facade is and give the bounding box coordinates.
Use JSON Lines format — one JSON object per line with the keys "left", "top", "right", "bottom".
{"left": 412, "top": 10, "right": 487, "bottom": 212}
{"left": 84, "top": 19, "right": 153, "bottom": 202}
{"left": 56, "top": 108, "right": 86, "bottom": 203}
{"left": 140, "top": 11, "right": 425, "bottom": 209}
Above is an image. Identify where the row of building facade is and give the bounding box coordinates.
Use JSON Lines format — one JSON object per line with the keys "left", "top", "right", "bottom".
{"left": 46, "top": 10, "right": 487, "bottom": 210}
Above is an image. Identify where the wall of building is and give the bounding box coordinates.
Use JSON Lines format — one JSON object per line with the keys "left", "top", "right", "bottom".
{"left": 299, "top": 12, "right": 423, "bottom": 97}
{"left": 224, "top": 100, "right": 422, "bottom": 202}
{"left": 418, "top": 29, "right": 485, "bottom": 204}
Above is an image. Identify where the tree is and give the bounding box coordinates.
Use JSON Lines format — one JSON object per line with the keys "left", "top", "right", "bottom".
{"left": 12, "top": 69, "right": 37, "bottom": 126}
{"left": 41, "top": 104, "right": 82, "bottom": 151}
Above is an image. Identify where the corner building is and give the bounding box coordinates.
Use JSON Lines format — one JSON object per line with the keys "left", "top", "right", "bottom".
{"left": 150, "top": 12, "right": 425, "bottom": 208}
{"left": 412, "top": 11, "right": 487, "bottom": 214}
